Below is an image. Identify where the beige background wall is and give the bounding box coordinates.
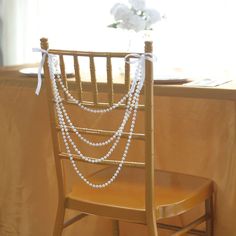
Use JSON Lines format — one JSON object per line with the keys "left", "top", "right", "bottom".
{"left": 0, "top": 68, "right": 236, "bottom": 235}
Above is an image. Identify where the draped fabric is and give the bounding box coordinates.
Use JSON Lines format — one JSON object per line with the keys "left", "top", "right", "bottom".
{"left": 0, "top": 0, "right": 3, "bottom": 65}
{"left": 1, "top": 65, "right": 236, "bottom": 235}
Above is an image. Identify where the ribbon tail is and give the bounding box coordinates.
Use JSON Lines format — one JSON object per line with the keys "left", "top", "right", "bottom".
{"left": 130, "top": 78, "right": 137, "bottom": 94}
{"left": 35, "top": 70, "right": 42, "bottom": 95}
{"left": 35, "top": 53, "right": 46, "bottom": 95}
{"left": 32, "top": 48, "right": 51, "bottom": 95}
{"left": 137, "top": 59, "right": 145, "bottom": 91}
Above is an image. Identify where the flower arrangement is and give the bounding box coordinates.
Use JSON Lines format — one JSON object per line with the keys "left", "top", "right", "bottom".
{"left": 109, "top": 0, "right": 161, "bottom": 32}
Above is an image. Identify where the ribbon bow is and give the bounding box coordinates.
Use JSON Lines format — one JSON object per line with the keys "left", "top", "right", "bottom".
{"left": 125, "top": 53, "right": 156, "bottom": 93}
{"left": 32, "top": 48, "right": 53, "bottom": 95}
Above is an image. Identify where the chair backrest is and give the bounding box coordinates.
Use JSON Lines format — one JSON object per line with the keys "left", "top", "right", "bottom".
{"left": 41, "top": 38, "right": 155, "bottom": 216}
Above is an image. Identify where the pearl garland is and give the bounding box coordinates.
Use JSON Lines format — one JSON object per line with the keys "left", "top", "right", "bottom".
{"left": 52, "top": 56, "right": 141, "bottom": 150}
{"left": 48, "top": 54, "right": 143, "bottom": 188}
{"left": 57, "top": 99, "right": 137, "bottom": 163}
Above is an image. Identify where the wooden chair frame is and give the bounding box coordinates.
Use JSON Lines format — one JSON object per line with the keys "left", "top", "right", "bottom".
{"left": 40, "top": 37, "right": 214, "bottom": 236}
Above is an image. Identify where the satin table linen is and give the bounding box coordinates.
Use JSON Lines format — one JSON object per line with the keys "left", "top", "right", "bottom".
{"left": 0, "top": 65, "right": 236, "bottom": 236}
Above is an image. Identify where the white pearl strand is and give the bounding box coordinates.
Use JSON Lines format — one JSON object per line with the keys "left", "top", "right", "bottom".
{"left": 52, "top": 75, "right": 140, "bottom": 188}
{"left": 48, "top": 56, "right": 142, "bottom": 188}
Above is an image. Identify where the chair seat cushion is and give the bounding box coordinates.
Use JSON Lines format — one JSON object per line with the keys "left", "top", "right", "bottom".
{"left": 66, "top": 166, "right": 213, "bottom": 223}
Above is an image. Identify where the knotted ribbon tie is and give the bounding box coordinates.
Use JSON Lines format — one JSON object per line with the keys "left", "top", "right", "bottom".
{"left": 33, "top": 49, "right": 156, "bottom": 96}
{"left": 32, "top": 48, "right": 54, "bottom": 95}
{"left": 125, "top": 53, "right": 156, "bottom": 93}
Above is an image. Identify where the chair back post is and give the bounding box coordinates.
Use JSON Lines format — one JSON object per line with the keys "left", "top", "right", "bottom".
{"left": 40, "top": 38, "right": 66, "bottom": 199}
{"left": 144, "top": 41, "right": 157, "bottom": 234}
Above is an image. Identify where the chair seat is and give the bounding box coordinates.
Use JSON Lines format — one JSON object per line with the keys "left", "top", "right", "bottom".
{"left": 66, "top": 166, "right": 213, "bottom": 223}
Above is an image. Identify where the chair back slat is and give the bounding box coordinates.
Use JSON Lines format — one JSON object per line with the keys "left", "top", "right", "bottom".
{"left": 106, "top": 56, "right": 114, "bottom": 105}
{"left": 59, "top": 152, "right": 145, "bottom": 168}
{"left": 144, "top": 42, "right": 156, "bottom": 226}
{"left": 56, "top": 125, "right": 145, "bottom": 140}
{"left": 125, "top": 57, "right": 131, "bottom": 93}
{"left": 40, "top": 38, "right": 66, "bottom": 197}
{"left": 59, "top": 55, "right": 68, "bottom": 99}
{"left": 89, "top": 56, "right": 98, "bottom": 105}
{"left": 73, "top": 55, "right": 83, "bottom": 101}
{"left": 57, "top": 99, "right": 145, "bottom": 110}
{"left": 49, "top": 49, "right": 130, "bottom": 57}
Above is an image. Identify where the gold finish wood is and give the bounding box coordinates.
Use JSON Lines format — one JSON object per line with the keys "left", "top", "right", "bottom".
{"left": 89, "top": 56, "right": 98, "bottom": 105}
{"left": 40, "top": 37, "right": 66, "bottom": 236}
{"left": 41, "top": 38, "right": 214, "bottom": 236}
{"left": 56, "top": 125, "right": 145, "bottom": 140}
{"left": 73, "top": 55, "right": 83, "bottom": 101}
{"left": 59, "top": 152, "right": 145, "bottom": 168}
{"left": 106, "top": 56, "right": 114, "bottom": 105}
{"left": 125, "top": 57, "right": 130, "bottom": 92}
{"left": 58, "top": 98, "right": 145, "bottom": 110}
{"left": 59, "top": 55, "right": 68, "bottom": 100}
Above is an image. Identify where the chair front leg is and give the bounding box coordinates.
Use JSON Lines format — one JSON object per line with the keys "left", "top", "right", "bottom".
{"left": 205, "top": 196, "right": 214, "bottom": 236}
{"left": 53, "top": 205, "right": 65, "bottom": 236}
{"left": 111, "top": 220, "right": 120, "bottom": 236}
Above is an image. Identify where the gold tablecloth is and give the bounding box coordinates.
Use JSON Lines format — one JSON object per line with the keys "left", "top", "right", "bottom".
{"left": 0, "top": 66, "right": 236, "bottom": 236}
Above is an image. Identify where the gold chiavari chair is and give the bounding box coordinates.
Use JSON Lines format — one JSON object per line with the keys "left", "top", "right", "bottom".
{"left": 40, "top": 37, "right": 214, "bottom": 236}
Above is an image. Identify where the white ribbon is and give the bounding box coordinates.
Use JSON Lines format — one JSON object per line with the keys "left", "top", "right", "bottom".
{"left": 32, "top": 49, "right": 155, "bottom": 95}
{"left": 125, "top": 53, "right": 156, "bottom": 93}
{"left": 32, "top": 48, "right": 52, "bottom": 95}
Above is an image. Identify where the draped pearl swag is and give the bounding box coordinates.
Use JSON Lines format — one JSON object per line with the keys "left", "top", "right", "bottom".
{"left": 35, "top": 49, "right": 155, "bottom": 188}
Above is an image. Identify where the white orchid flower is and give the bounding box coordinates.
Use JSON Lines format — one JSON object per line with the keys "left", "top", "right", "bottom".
{"left": 111, "top": 3, "right": 130, "bottom": 21}
{"left": 145, "top": 8, "right": 161, "bottom": 28}
{"left": 128, "top": 0, "right": 146, "bottom": 11}
{"left": 120, "top": 13, "right": 146, "bottom": 31}
{"left": 109, "top": 0, "right": 162, "bottom": 32}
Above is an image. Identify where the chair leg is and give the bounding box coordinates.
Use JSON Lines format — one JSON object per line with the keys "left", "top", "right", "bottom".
{"left": 205, "top": 196, "right": 214, "bottom": 236}
{"left": 111, "top": 220, "right": 120, "bottom": 236}
{"left": 53, "top": 205, "right": 65, "bottom": 236}
{"left": 148, "top": 220, "right": 158, "bottom": 236}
